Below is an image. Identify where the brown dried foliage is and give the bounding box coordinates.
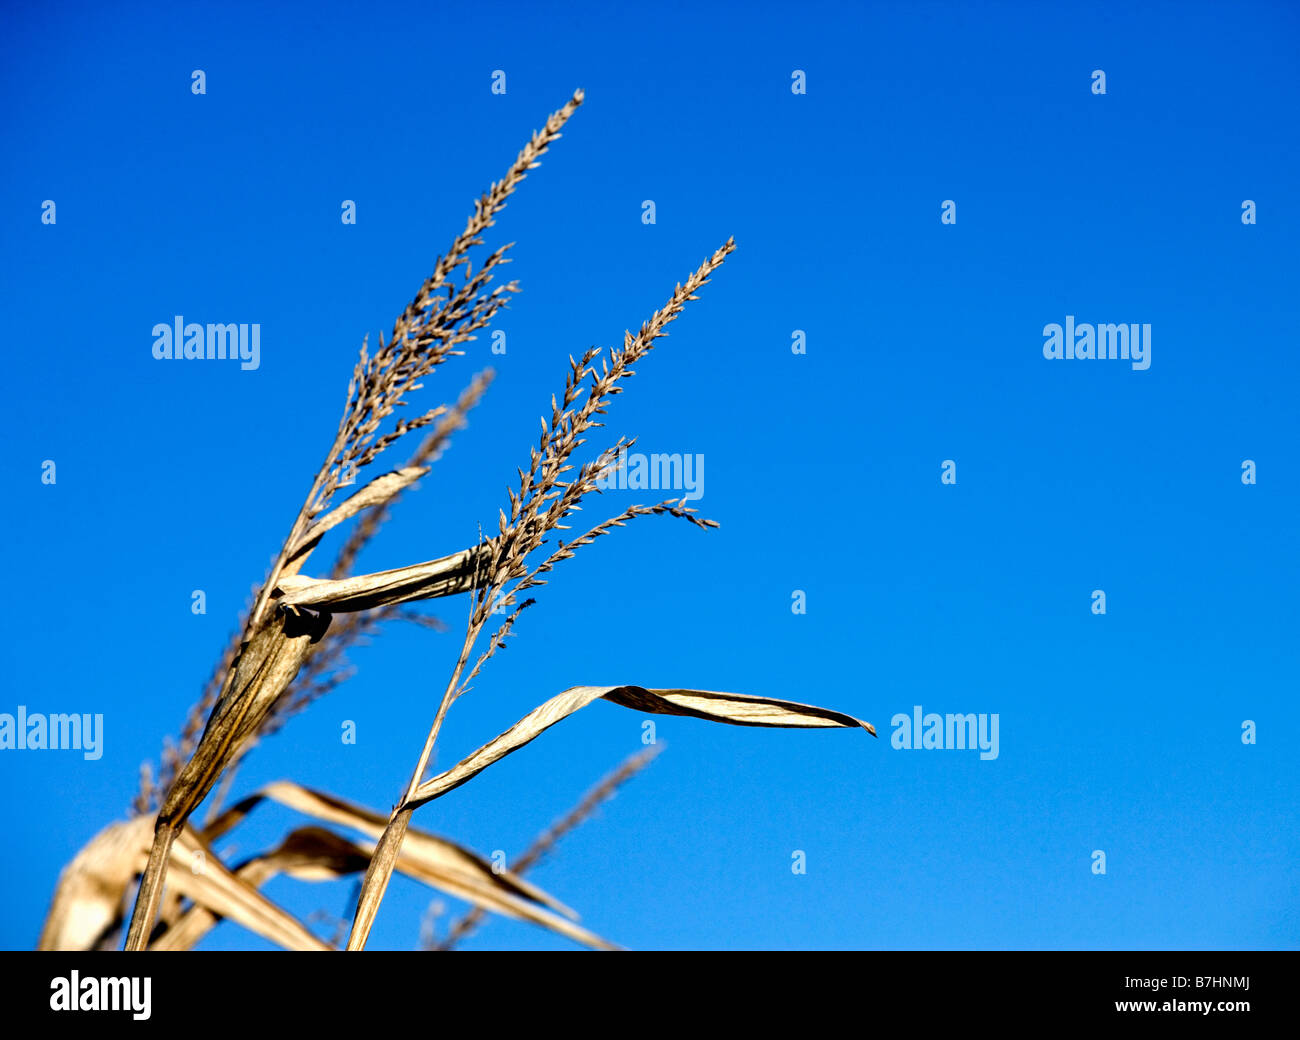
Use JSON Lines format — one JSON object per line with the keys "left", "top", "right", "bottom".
{"left": 38, "top": 88, "right": 872, "bottom": 954}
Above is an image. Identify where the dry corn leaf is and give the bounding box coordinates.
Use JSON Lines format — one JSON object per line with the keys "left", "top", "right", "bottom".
{"left": 275, "top": 546, "right": 487, "bottom": 612}
{"left": 38, "top": 816, "right": 327, "bottom": 951}
{"left": 207, "top": 781, "right": 616, "bottom": 950}
{"left": 236, "top": 782, "right": 575, "bottom": 916}
{"left": 288, "top": 465, "right": 430, "bottom": 565}
{"left": 158, "top": 827, "right": 329, "bottom": 951}
{"left": 160, "top": 606, "right": 332, "bottom": 829}
{"left": 151, "top": 827, "right": 381, "bottom": 951}
{"left": 39, "top": 817, "right": 153, "bottom": 951}
{"left": 412, "top": 685, "right": 875, "bottom": 807}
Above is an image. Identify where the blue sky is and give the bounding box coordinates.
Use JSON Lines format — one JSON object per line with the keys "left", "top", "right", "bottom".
{"left": 1, "top": 0, "right": 1297, "bottom": 950}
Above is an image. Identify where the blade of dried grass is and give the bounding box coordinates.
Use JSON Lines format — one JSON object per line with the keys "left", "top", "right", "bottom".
{"left": 123, "top": 605, "right": 331, "bottom": 950}
{"left": 274, "top": 546, "right": 489, "bottom": 612}
{"left": 286, "top": 465, "right": 431, "bottom": 564}
{"left": 158, "top": 827, "right": 330, "bottom": 951}
{"left": 149, "top": 827, "right": 362, "bottom": 951}
{"left": 39, "top": 818, "right": 154, "bottom": 951}
{"left": 411, "top": 686, "right": 873, "bottom": 808}
{"left": 38, "top": 816, "right": 327, "bottom": 951}
{"left": 201, "top": 782, "right": 616, "bottom": 949}
{"left": 209, "top": 781, "right": 574, "bottom": 917}
{"left": 151, "top": 823, "right": 614, "bottom": 952}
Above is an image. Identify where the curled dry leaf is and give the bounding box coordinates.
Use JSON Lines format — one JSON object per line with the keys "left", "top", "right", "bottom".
{"left": 43, "top": 784, "right": 614, "bottom": 951}
{"left": 124, "top": 602, "right": 334, "bottom": 951}
{"left": 39, "top": 817, "right": 327, "bottom": 952}
{"left": 287, "top": 465, "right": 431, "bottom": 566}
{"left": 151, "top": 824, "right": 613, "bottom": 952}
{"left": 207, "top": 781, "right": 616, "bottom": 951}
{"left": 40, "top": 817, "right": 153, "bottom": 951}
{"left": 275, "top": 546, "right": 489, "bottom": 613}
{"left": 156, "top": 606, "right": 333, "bottom": 836}
{"left": 157, "top": 827, "right": 329, "bottom": 951}
{"left": 412, "top": 685, "right": 875, "bottom": 807}
{"left": 150, "top": 827, "right": 360, "bottom": 951}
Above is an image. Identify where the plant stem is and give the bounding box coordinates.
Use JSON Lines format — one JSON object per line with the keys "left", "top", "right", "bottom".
{"left": 345, "top": 619, "right": 483, "bottom": 949}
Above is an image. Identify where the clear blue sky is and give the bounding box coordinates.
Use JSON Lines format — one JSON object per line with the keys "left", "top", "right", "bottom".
{"left": 2, "top": 0, "right": 1296, "bottom": 950}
